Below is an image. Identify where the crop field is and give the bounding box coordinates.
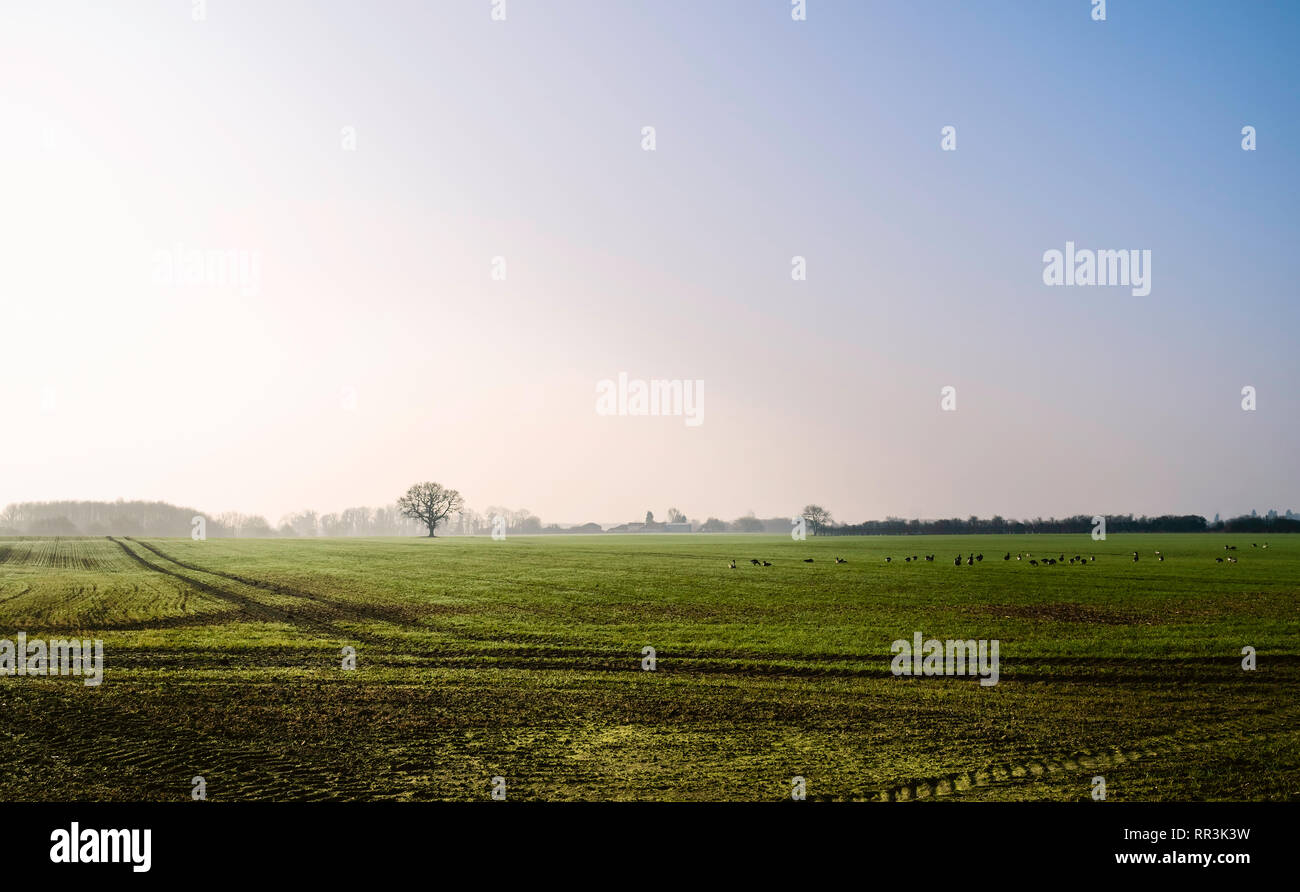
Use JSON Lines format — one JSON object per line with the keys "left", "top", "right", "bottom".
{"left": 0, "top": 533, "right": 1296, "bottom": 802}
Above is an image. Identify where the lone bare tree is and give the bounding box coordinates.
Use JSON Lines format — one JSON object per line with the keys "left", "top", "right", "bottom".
{"left": 397, "top": 482, "right": 464, "bottom": 537}
{"left": 801, "top": 504, "right": 833, "bottom": 536}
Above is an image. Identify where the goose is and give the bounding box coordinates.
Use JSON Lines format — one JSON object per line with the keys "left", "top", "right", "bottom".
{"left": 1029, "top": 560, "right": 1038, "bottom": 567}
{"left": 804, "top": 558, "right": 814, "bottom": 563}
{"left": 835, "top": 557, "right": 847, "bottom": 564}
{"left": 976, "top": 554, "right": 984, "bottom": 562}
{"left": 954, "top": 556, "right": 962, "bottom": 566}
{"left": 1215, "top": 557, "right": 1224, "bottom": 563}
{"left": 750, "top": 559, "right": 761, "bottom": 566}
{"left": 1004, "top": 553, "right": 1011, "bottom": 561}
{"left": 885, "top": 557, "right": 892, "bottom": 563}
{"left": 729, "top": 559, "right": 736, "bottom": 569}
{"left": 762, "top": 561, "right": 772, "bottom": 567}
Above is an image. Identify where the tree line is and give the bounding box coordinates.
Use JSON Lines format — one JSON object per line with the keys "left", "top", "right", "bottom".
{"left": 0, "top": 500, "right": 426, "bottom": 538}
{"left": 818, "top": 513, "right": 1300, "bottom": 536}
{"left": 2, "top": 497, "right": 1297, "bottom": 538}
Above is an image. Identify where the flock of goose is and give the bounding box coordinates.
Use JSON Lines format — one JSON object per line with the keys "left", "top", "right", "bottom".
{"left": 727, "top": 543, "right": 1269, "bottom": 569}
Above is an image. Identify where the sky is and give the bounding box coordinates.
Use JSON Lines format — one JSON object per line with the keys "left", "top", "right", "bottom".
{"left": 1, "top": 0, "right": 1297, "bottom": 526}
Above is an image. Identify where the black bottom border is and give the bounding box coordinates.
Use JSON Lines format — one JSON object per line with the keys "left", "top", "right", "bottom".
{"left": 11, "top": 801, "right": 1285, "bottom": 878}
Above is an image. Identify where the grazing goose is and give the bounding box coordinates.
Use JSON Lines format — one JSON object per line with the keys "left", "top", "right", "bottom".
{"left": 762, "top": 561, "right": 772, "bottom": 567}
{"left": 976, "top": 554, "right": 984, "bottom": 562}
{"left": 1029, "top": 560, "right": 1038, "bottom": 567}
{"left": 885, "top": 556, "right": 892, "bottom": 563}
{"left": 835, "top": 557, "right": 847, "bottom": 564}
{"left": 750, "top": 559, "right": 761, "bottom": 566}
{"left": 804, "top": 558, "right": 814, "bottom": 563}
{"left": 1215, "top": 557, "right": 1224, "bottom": 563}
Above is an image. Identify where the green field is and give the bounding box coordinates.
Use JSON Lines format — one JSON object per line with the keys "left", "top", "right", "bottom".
{"left": 0, "top": 533, "right": 1295, "bottom": 801}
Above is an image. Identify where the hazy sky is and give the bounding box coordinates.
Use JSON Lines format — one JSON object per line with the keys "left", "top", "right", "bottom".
{"left": 2, "top": 1, "right": 1297, "bottom": 525}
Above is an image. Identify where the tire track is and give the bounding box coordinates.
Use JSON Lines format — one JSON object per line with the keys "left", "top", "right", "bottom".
{"left": 107, "top": 537, "right": 349, "bottom": 642}
{"left": 856, "top": 708, "right": 1300, "bottom": 802}
{"left": 128, "top": 538, "right": 431, "bottom": 631}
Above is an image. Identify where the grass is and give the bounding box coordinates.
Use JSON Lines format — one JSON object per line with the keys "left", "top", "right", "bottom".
{"left": 0, "top": 533, "right": 1295, "bottom": 801}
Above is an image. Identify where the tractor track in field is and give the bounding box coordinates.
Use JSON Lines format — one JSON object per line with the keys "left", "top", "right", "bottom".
{"left": 108, "top": 537, "right": 372, "bottom": 644}
{"left": 853, "top": 707, "right": 1300, "bottom": 803}
{"left": 0, "top": 583, "right": 32, "bottom": 604}
{"left": 84, "top": 642, "right": 1300, "bottom": 685}
{"left": 126, "top": 538, "right": 433, "bottom": 630}
{"left": 109, "top": 539, "right": 495, "bottom": 660}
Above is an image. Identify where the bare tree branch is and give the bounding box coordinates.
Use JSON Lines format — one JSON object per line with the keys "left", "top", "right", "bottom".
{"left": 397, "top": 482, "right": 464, "bottom": 537}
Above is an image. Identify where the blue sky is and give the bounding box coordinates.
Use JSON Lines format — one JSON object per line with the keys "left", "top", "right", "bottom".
{"left": 1, "top": 1, "right": 1296, "bottom": 524}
